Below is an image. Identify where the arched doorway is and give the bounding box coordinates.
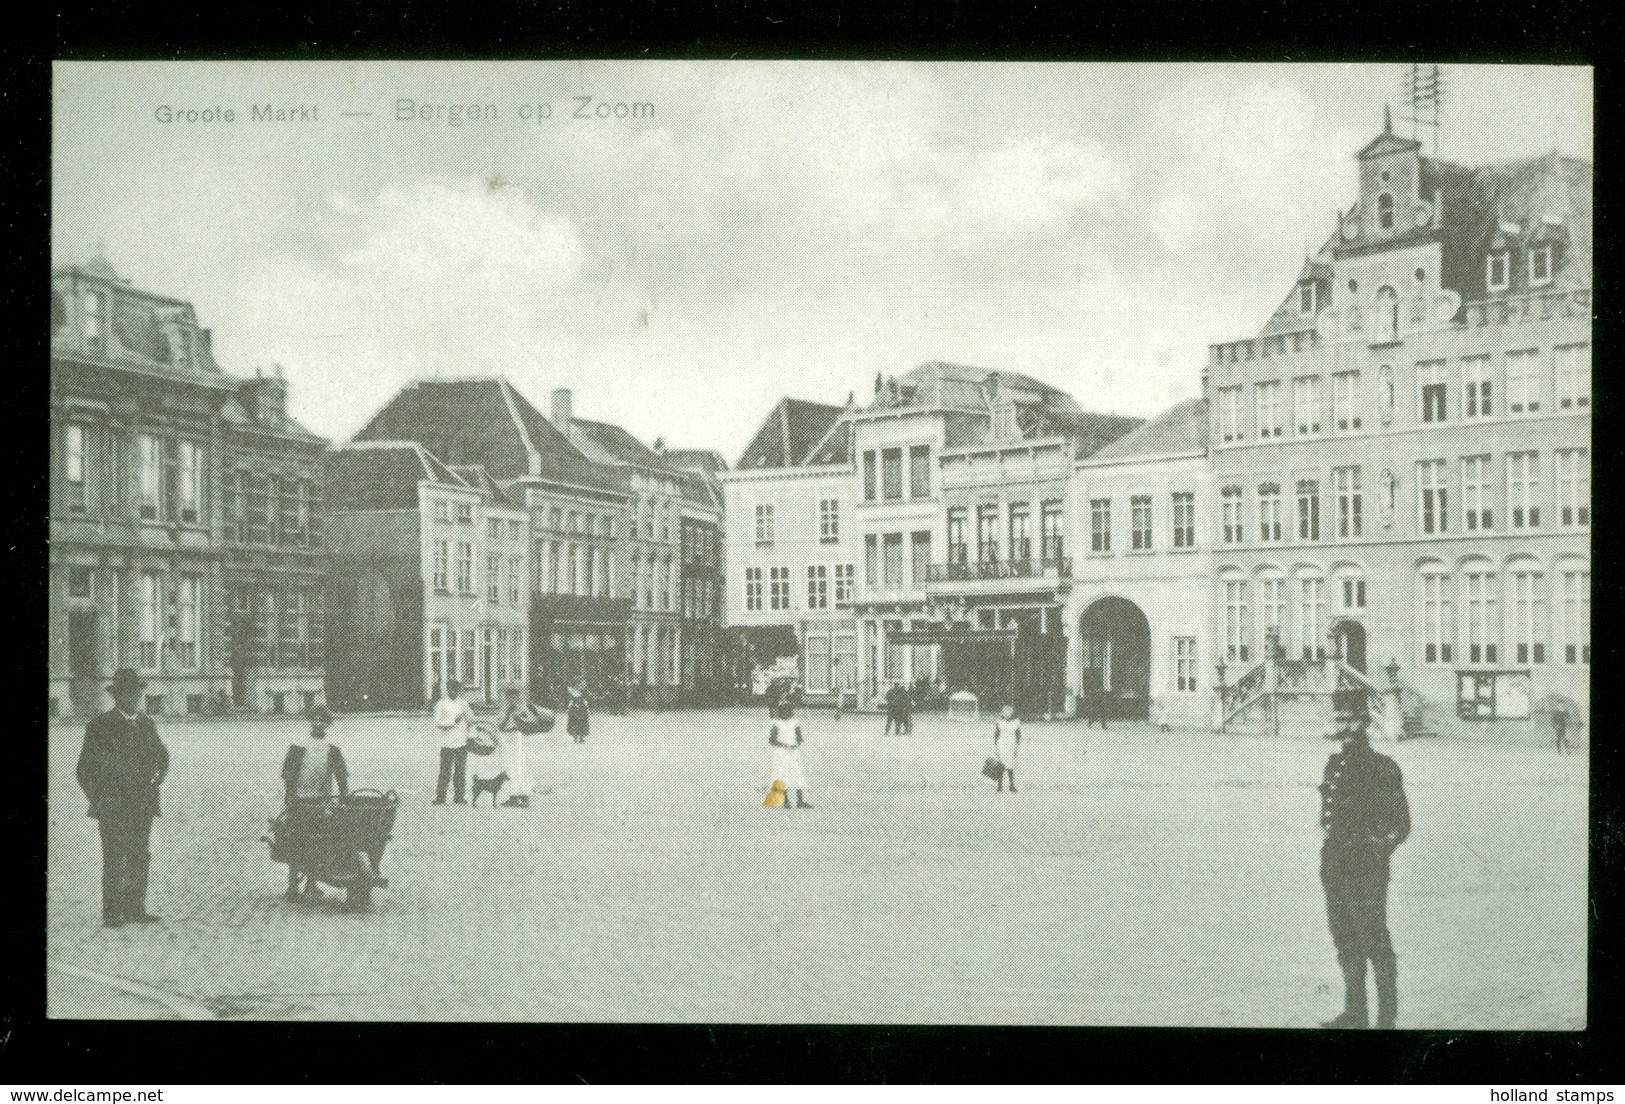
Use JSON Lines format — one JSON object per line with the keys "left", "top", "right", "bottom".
{"left": 1078, "top": 596, "right": 1151, "bottom": 720}
{"left": 1332, "top": 619, "right": 1367, "bottom": 673}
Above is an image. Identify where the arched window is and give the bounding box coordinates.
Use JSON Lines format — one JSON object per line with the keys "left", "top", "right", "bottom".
{"left": 1294, "top": 566, "right": 1327, "bottom": 660}
{"left": 1220, "top": 570, "right": 1252, "bottom": 664}
{"left": 1375, "top": 285, "right": 1399, "bottom": 342}
{"left": 1460, "top": 557, "right": 1499, "bottom": 665}
{"left": 1505, "top": 556, "right": 1546, "bottom": 666}
{"left": 1377, "top": 192, "right": 1395, "bottom": 231}
{"left": 1256, "top": 567, "right": 1287, "bottom": 658}
{"left": 1555, "top": 557, "right": 1590, "bottom": 665}
{"left": 1417, "top": 560, "right": 1454, "bottom": 665}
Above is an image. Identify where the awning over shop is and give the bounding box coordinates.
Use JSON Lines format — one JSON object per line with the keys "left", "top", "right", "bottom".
{"left": 889, "top": 629, "right": 1017, "bottom": 646}
{"left": 736, "top": 624, "right": 799, "bottom": 659}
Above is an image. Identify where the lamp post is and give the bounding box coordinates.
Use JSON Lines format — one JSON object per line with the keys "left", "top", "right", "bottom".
{"left": 1214, "top": 659, "right": 1228, "bottom": 734}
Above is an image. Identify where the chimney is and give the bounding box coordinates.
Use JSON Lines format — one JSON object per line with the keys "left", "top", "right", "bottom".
{"left": 652, "top": 436, "right": 666, "bottom": 455}
{"left": 552, "top": 388, "right": 573, "bottom": 436}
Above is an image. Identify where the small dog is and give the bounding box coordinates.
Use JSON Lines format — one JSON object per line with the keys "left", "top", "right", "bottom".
{"left": 471, "top": 772, "right": 509, "bottom": 807}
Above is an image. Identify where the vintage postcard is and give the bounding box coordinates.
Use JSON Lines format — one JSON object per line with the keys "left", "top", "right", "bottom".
{"left": 48, "top": 60, "right": 1591, "bottom": 1028}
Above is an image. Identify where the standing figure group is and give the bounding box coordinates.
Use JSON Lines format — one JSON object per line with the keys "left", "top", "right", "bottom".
{"left": 883, "top": 682, "right": 914, "bottom": 734}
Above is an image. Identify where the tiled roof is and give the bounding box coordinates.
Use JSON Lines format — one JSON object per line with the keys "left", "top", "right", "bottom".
{"left": 1085, "top": 399, "right": 1208, "bottom": 463}
{"left": 349, "top": 377, "right": 623, "bottom": 494}
{"left": 866, "top": 361, "right": 1072, "bottom": 414}
{"left": 736, "top": 397, "right": 847, "bottom": 470}
{"left": 662, "top": 448, "right": 729, "bottom": 474}
{"left": 326, "top": 441, "right": 466, "bottom": 511}
{"left": 1442, "top": 151, "right": 1591, "bottom": 298}
{"left": 568, "top": 417, "right": 674, "bottom": 472}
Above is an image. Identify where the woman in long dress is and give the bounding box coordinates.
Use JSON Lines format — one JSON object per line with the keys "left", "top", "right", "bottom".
{"left": 769, "top": 703, "right": 812, "bottom": 810}
{"left": 566, "top": 686, "right": 591, "bottom": 743}
{"left": 497, "top": 686, "right": 541, "bottom": 807}
{"left": 993, "top": 704, "right": 1021, "bottom": 793}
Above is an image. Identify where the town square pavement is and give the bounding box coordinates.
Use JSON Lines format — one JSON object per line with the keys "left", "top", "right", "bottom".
{"left": 47, "top": 707, "right": 1588, "bottom": 1027}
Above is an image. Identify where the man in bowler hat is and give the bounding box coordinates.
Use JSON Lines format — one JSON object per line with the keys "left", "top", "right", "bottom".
{"left": 76, "top": 669, "right": 170, "bottom": 928}
{"left": 1319, "top": 687, "right": 1410, "bottom": 1028}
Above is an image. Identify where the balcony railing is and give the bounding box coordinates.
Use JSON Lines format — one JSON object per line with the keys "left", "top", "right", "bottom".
{"left": 926, "top": 557, "right": 1072, "bottom": 583}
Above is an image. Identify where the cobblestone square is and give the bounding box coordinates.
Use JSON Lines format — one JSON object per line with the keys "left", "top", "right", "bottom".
{"left": 47, "top": 709, "right": 1587, "bottom": 1027}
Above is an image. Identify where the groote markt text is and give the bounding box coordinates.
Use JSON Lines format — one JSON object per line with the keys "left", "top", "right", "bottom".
{"left": 151, "top": 97, "right": 656, "bottom": 126}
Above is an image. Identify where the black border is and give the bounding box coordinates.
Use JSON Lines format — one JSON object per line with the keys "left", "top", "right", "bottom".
{"left": 14, "top": 0, "right": 1614, "bottom": 1085}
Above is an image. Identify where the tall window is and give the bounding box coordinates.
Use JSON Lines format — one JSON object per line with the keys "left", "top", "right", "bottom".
{"left": 1218, "top": 387, "right": 1242, "bottom": 444}
{"left": 1419, "top": 361, "right": 1448, "bottom": 423}
{"left": 139, "top": 571, "right": 161, "bottom": 669}
{"left": 102, "top": 428, "right": 125, "bottom": 517}
{"left": 909, "top": 444, "right": 931, "bottom": 498}
{"left": 1296, "top": 575, "right": 1326, "bottom": 659}
{"left": 1462, "top": 456, "right": 1494, "bottom": 531}
{"left": 1174, "top": 637, "right": 1197, "bottom": 693}
{"left": 1293, "top": 377, "right": 1322, "bottom": 436}
{"left": 1419, "top": 565, "right": 1453, "bottom": 664}
{"left": 1332, "top": 371, "right": 1363, "bottom": 432}
{"left": 433, "top": 540, "right": 450, "bottom": 592}
{"left": 769, "top": 566, "right": 791, "bottom": 611}
{"left": 744, "top": 567, "right": 763, "bottom": 611}
{"left": 977, "top": 506, "right": 999, "bottom": 561}
{"left": 1090, "top": 499, "right": 1112, "bottom": 554}
{"left": 1172, "top": 492, "right": 1195, "bottom": 549}
{"left": 1506, "top": 349, "right": 1541, "bottom": 415}
{"left": 834, "top": 564, "right": 855, "bottom": 605}
{"left": 754, "top": 503, "right": 775, "bottom": 546}
{"left": 138, "top": 434, "right": 162, "bottom": 520}
{"left": 1462, "top": 563, "right": 1499, "bottom": 664}
{"left": 456, "top": 542, "right": 474, "bottom": 594}
{"left": 586, "top": 548, "right": 600, "bottom": 601}
{"left": 819, "top": 498, "right": 840, "bottom": 543}
{"left": 457, "top": 502, "right": 474, "bottom": 525}
{"left": 1295, "top": 480, "right": 1320, "bottom": 542}
{"left": 1508, "top": 452, "right": 1541, "bottom": 529}
{"left": 1042, "top": 500, "right": 1065, "bottom": 559}
{"left": 509, "top": 556, "right": 523, "bottom": 606}
{"left": 487, "top": 553, "right": 502, "bottom": 602}
{"left": 1559, "top": 565, "right": 1590, "bottom": 665}
{"left": 1257, "top": 483, "right": 1282, "bottom": 543}
{"left": 64, "top": 424, "right": 86, "bottom": 490}
{"left": 881, "top": 448, "right": 903, "bottom": 500}
{"left": 1556, "top": 449, "right": 1590, "bottom": 526}
{"left": 1222, "top": 576, "right": 1251, "bottom": 664}
{"left": 1008, "top": 505, "right": 1031, "bottom": 561}
{"left": 1259, "top": 573, "right": 1287, "bottom": 654}
{"left": 1463, "top": 356, "right": 1493, "bottom": 418}
{"left": 175, "top": 574, "right": 200, "bottom": 670}
{"left": 882, "top": 533, "right": 904, "bottom": 589}
{"left": 1255, "top": 381, "right": 1283, "bottom": 439}
{"left": 1555, "top": 344, "right": 1591, "bottom": 409}
{"left": 911, "top": 531, "right": 932, "bottom": 585}
{"left": 806, "top": 634, "right": 831, "bottom": 694}
{"left": 1130, "top": 496, "right": 1153, "bottom": 551}
{"left": 462, "top": 630, "right": 476, "bottom": 689}
{"left": 864, "top": 535, "right": 879, "bottom": 587}
{"left": 1333, "top": 467, "right": 1362, "bottom": 539}
{"left": 1298, "top": 283, "right": 1316, "bottom": 315}
{"left": 1486, "top": 251, "right": 1510, "bottom": 292}
{"left": 1339, "top": 573, "right": 1366, "bottom": 612}
{"left": 1221, "top": 486, "right": 1243, "bottom": 544}
{"left": 947, "top": 508, "right": 968, "bottom": 564}
{"left": 807, "top": 565, "right": 828, "bottom": 610}
{"left": 1417, "top": 460, "right": 1448, "bottom": 534}
{"left": 488, "top": 517, "right": 503, "bottom": 541}
{"left": 1508, "top": 562, "right": 1546, "bottom": 665}
{"left": 862, "top": 451, "right": 877, "bottom": 501}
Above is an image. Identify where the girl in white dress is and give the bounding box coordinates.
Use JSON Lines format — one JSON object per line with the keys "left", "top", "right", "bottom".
{"left": 769, "top": 703, "right": 812, "bottom": 810}
{"left": 993, "top": 704, "right": 1022, "bottom": 793}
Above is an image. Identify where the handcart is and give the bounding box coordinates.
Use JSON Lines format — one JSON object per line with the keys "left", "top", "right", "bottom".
{"left": 265, "top": 789, "right": 399, "bottom": 910}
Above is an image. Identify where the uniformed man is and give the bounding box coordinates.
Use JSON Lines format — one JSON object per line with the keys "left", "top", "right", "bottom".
{"left": 1318, "top": 687, "right": 1410, "bottom": 1029}
{"left": 76, "top": 668, "right": 170, "bottom": 928}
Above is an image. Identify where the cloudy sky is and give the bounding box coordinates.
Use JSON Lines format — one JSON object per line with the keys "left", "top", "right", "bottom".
{"left": 52, "top": 62, "right": 1590, "bottom": 461}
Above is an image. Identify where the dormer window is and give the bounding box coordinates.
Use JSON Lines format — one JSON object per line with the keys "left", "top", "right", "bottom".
{"left": 1529, "top": 245, "right": 1553, "bottom": 287}
{"left": 82, "top": 291, "right": 105, "bottom": 347}
{"left": 1376, "top": 193, "right": 1395, "bottom": 231}
{"left": 1298, "top": 283, "right": 1316, "bottom": 315}
{"left": 1487, "top": 251, "right": 1511, "bottom": 292}
{"left": 992, "top": 405, "right": 1016, "bottom": 440}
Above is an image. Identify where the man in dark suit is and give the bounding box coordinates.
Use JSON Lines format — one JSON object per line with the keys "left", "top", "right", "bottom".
{"left": 76, "top": 669, "right": 170, "bottom": 928}
{"left": 1319, "top": 688, "right": 1411, "bottom": 1029}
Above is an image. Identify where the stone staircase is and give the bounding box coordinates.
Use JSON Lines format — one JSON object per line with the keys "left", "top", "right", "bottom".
{"left": 1218, "top": 655, "right": 1445, "bottom": 741}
